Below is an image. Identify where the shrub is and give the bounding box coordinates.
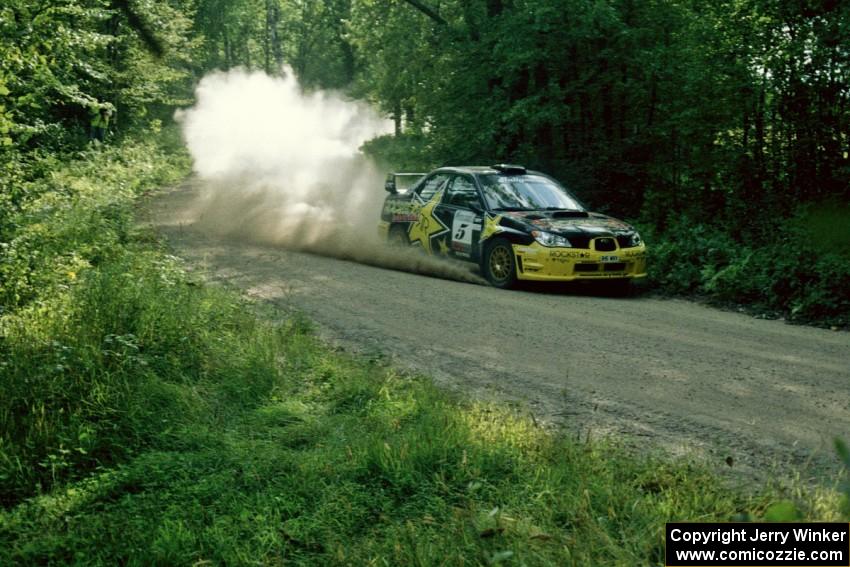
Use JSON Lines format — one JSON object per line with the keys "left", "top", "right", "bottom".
{"left": 0, "top": 130, "right": 201, "bottom": 505}
{"left": 641, "top": 217, "right": 850, "bottom": 326}
{"left": 0, "top": 252, "right": 283, "bottom": 505}
{"left": 639, "top": 221, "right": 737, "bottom": 294}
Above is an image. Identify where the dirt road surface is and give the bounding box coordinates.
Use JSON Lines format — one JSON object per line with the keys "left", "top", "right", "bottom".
{"left": 146, "top": 184, "right": 850, "bottom": 482}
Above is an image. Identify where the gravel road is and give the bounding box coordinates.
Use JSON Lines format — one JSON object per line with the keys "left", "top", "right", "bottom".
{"left": 146, "top": 183, "right": 850, "bottom": 482}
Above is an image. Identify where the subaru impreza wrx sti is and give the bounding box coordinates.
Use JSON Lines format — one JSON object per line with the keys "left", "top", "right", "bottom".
{"left": 377, "top": 164, "right": 647, "bottom": 289}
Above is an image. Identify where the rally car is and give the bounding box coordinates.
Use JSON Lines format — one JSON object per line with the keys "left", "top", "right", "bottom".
{"left": 377, "top": 164, "right": 647, "bottom": 290}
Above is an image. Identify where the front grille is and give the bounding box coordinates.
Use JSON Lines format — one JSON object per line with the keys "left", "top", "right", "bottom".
{"left": 603, "top": 263, "right": 626, "bottom": 272}
{"left": 616, "top": 235, "right": 631, "bottom": 248}
{"left": 574, "top": 263, "right": 599, "bottom": 272}
{"left": 594, "top": 237, "right": 616, "bottom": 251}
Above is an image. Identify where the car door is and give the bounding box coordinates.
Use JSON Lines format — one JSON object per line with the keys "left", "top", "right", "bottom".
{"left": 437, "top": 175, "right": 484, "bottom": 261}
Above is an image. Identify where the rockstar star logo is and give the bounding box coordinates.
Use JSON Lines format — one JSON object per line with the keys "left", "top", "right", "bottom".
{"left": 437, "top": 237, "right": 450, "bottom": 255}
{"left": 407, "top": 188, "right": 449, "bottom": 254}
{"left": 479, "top": 213, "right": 504, "bottom": 242}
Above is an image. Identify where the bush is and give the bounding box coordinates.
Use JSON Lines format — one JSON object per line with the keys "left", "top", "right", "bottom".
{"left": 0, "top": 129, "right": 202, "bottom": 505}
{"left": 641, "top": 217, "right": 850, "bottom": 326}
{"left": 0, "top": 252, "right": 285, "bottom": 505}
{"left": 360, "top": 132, "right": 434, "bottom": 172}
{"left": 0, "top": 134, "right": 189, "bottom": 313}
{"left": 639, "top": 221, "right": 737, "bottom": 294}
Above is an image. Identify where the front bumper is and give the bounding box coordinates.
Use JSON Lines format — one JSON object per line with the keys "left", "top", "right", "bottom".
{"left": 511, "top": 241, "right": 647, "bottom": 281}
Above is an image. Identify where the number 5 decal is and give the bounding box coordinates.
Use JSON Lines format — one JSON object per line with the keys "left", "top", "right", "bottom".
{"left": 452, "top": 210, "right": 476, "bottom": 248}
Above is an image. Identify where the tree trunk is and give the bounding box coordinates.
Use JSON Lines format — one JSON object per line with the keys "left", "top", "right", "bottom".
{"left": 393, "top": 101, "right": 402, "bottom": 136}
{"left": 269, "top": 0, "right": 282, "bottom": 71}
{"left": 264, "top": 0, "right": 271, "bottom": 74}
{"left": 223, "top": 28, "right": 232, "bottom": 69}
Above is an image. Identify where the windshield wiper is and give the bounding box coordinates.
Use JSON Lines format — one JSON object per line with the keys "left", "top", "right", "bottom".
{"left": 492, "top": 206, "right": 532, "bottom": 212}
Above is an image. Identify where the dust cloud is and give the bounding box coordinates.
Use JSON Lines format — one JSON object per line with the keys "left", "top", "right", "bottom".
{"left": 175, "top": 68, "right": 483, "bottom": 284}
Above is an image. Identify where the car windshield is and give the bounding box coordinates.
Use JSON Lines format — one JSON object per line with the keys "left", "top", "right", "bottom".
{"left": 478, "top": 174, "right": 583, "bottom": 211}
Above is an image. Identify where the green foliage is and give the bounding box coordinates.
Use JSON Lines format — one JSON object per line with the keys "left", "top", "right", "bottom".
{"left": 193, "top": 0, "right": 354, "bottom": 86}
{"left": 109, "top": 0, "right": 201, "bottom": 125}
{"left": 641, "top": 218, "right": 850, "bottom": 326}
{"left": 0, "top": 132, "right": 188, "bottom": 313}
{"left": 2, "top": 324, "right": 843, "bottom": 564}
{"left": 344, "top": 0, "right": 849, "bottom": 216}
{"left": 790, "top": 202, "right": 850, "bottom": 259}
{"left": 360, "top": 132, "right": 435, "bottom": 172}
{"left": 0, "top": 131, "right": 191, "bottom": 503}
{"left": 763, "top": 500, "right": 801, "bottom": 522}
{"left": 0, "top": 252, "right": 285, "bottom": 504}
{"left": 639, "top": 221, "right": 738, "bottom": 295}
{"left": 0, "top": 0, "right": 197, "bottom": 155}
{"left": 836, "top": 439, "right": 850, "bottom": 518}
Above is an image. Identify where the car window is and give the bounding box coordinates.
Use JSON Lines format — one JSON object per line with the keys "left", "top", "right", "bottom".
{"left": 416, "top": 173, "right": 449, "bottom": 201}
{"left": 444, "top": 176, "right": 482, "bottom": 209}
{"left": 478, "top": 174, "right": 584, "bottom": 211}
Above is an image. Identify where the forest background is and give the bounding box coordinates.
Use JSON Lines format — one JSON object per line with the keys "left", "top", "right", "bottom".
{"left": 2, "top": 0, "right": 849, "bottom": 324}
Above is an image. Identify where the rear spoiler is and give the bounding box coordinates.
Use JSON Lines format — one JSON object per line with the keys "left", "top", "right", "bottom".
{"left": 385, "top": 172, "right": 425, "bottom": 194}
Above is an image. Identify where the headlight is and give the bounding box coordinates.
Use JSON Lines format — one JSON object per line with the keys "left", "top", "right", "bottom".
{"left": 628, "top": 232, "right": 642, "bottom": 247}
{"left": 532, "top": 230, "right": 572, "bottom": 247}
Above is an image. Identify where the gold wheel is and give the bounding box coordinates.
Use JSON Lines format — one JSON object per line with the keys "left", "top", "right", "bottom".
{"left": 489, "top": 245, "right": 512, "bottom": 281}
{"left": 484, "top": 238, "right": 517, "bottom": 288}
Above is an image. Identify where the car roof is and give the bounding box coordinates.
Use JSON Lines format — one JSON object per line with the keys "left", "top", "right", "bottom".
{"left": 432, "top": 166, "right": 544, "bottom": 176}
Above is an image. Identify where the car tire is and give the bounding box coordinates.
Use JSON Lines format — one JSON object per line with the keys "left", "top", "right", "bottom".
{"left": 388, "top": 225, "right": 409, "bottom": 247}
{"left": 483, "top": 238, "right": 518, "bottom": 289}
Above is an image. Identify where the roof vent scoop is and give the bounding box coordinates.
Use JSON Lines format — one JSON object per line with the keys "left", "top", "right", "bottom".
{"left": 492, "top": 163, "right": 526, "bottom": 175}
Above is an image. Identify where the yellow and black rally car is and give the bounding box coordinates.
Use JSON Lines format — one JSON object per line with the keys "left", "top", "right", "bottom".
{"left": 377, "top": 164, "right": 647, "bottom": 290}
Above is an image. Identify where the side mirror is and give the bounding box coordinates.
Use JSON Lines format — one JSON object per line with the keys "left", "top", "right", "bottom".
{"left": 384, "top": 175, "right": 397, "bottom": 194}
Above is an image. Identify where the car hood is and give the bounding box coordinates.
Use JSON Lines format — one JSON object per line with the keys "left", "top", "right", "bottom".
{"left": 500, "top": 210, "right": 635, "bottom": 237}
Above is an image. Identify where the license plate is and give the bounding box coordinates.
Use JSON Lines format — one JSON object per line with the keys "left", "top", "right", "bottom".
{"left": 600, "top": 255, "right": 619, "bottom": 263}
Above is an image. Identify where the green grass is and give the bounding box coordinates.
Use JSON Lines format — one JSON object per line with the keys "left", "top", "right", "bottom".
{"left": 0, "top": 252, "right": 286, "bottom": 505}
{"left": 0, "top": 126, "right": 192, "bottom": 502}
{"left": 2, "top": 319, "right": 843, "bottom": 565}
{"left": 3, "top": 324, "right": 848, "bottom": 564}
{"left": 0, "top": 128, "right": 846, "bottom": 565}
